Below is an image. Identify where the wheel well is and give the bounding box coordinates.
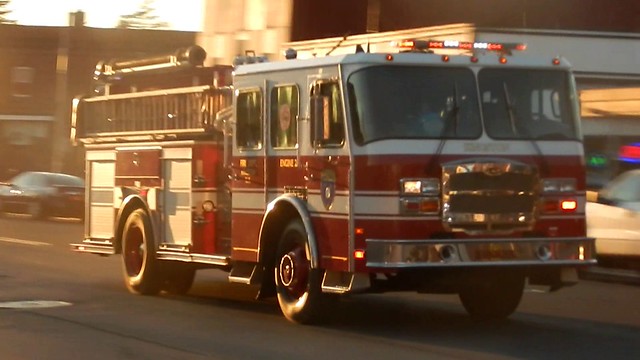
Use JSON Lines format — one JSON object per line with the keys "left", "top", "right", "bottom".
{"left": 114, "top": 197, "right": 149, "bottom": 254}
{"left": 260, "top": 201, "right": 300, "bottom": 270}
{"left": 256, "top": 201, "right": 302, "bottom": 298}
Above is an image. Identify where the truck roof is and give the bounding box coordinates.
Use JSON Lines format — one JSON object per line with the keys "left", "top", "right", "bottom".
{"left": 233, "top": 50, "right": 572, "bottom": 77}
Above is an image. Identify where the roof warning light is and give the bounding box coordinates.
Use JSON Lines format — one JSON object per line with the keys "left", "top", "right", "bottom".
{"left": 391, "top": 39, "right": 527, "bottom": 55}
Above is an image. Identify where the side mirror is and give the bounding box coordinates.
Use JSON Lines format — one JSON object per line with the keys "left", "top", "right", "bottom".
{"left": 548, "top": 90, "right": 560, "bottom": 118}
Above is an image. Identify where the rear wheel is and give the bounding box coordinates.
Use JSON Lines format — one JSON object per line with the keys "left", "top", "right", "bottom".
{"left": 161, "top": 264, "right": 196, "bottom": 295}
{"left": 275, "top": 219, "right": 327, "bottom": 324}
{"left": 458, "top": 270, "right": 525, "bottom": 321}
{"left": 121, "top": 209, "right": 161, "bottom": 295}
{"left": 28, "top": 200, "right": 44, "bottom": 219}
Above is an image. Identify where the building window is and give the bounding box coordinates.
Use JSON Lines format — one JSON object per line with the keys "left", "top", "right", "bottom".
{"left": 2, "top": 121, "right": 48, "bottom": 146}
{"left": 11, "top": 66, "right": 35, "bottom": 98}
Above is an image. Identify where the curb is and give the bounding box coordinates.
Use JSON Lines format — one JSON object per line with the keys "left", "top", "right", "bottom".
{"left": 579, "top": 266, "right": 640, "bottom": 286}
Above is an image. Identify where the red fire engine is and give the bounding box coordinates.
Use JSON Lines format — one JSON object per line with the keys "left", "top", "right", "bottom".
{"left": 71, "top": 39, "right": 596, "bottom": 324}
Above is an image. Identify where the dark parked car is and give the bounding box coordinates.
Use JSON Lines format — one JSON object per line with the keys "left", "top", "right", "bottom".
{"left": 0, "top": 171, "right": 84, "bottom": 219}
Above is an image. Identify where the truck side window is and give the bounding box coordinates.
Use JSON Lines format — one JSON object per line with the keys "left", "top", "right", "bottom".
{"left": 271, "top": 85, "right": 299, "bottom": 148}
{"left": 311, "top": 81, "right": 344, "bottom": 147}
{"left": 236, "top": 89, "right": 262, "bottom": 149}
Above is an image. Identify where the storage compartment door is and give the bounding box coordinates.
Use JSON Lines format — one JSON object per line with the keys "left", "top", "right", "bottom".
{"left": 163, "top": 149, "right": 193, "bottom": 246}
{"left": 87, "top": 152, "right": 116, "bottom": 240}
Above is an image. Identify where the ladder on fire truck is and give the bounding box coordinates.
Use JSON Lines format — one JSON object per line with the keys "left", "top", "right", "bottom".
{"left": 71, "top": 86, "right": 232, "bottom": 144}
{"left": 71, "top": 46, "right": 233, "bottom": 144}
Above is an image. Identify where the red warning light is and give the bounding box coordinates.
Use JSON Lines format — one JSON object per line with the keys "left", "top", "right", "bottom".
{"left": 441, "top": 55, "right": 450, "bottom": 62}
{"left": 552, "top": 58, "right": 561, "bottom": 65}
{"left": 619, "top": 143, "right": 640, "bottom": 163}
{"left": 386, "top": 54, "right": 394, "bottom": 61}
{"left": 561, "top": 200, "right": 578, "bottom": 212}
{"left": 499, "top": 57, "right": 508, "bottom": 64}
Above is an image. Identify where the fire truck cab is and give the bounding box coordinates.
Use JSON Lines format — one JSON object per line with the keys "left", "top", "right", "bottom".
{"left": 72, "top": 40, "right": 596, "bottom": 324}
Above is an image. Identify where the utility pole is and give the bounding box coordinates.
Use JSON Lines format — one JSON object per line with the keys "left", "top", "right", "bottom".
{"left": 366, "top": 0, "right": 380, "bottom": 33}
{"left": 52, "top": 12, "right": 84, "bottom": 174}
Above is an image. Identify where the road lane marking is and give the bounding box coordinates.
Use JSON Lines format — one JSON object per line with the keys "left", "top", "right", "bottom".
{"left": 0, "top": 300, "right": 72, "bottom": 309}
{"left": 0, "top": 237, "right": 52, "bottom": 246}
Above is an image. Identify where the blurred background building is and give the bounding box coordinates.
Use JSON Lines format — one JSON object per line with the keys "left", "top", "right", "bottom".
{"left": 0, "top": 0, "right": 639, "bottom": 186}
{"left": 0, "top": 11, "right": 196, "bottom": 180}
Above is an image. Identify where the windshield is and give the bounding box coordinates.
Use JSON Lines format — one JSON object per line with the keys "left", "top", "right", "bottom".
{"left": 50, "top": 174, "right": 84, "bottom": 187}
{"left": 348, "top": 65, "right": 482, "bottom": 144}
{"left": 478, "top": 68, "right": 578, "bottom": 140}
{"left": 599, "top": 170, "right": 640, "bottom": 203}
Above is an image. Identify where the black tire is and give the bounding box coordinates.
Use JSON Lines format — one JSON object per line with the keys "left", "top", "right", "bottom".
{"left": 28, "top": 200, "right": 44, "bottom": 220}
{"left": 121, "top": 208, "right": 162, "bottom": 295}
{"left": 458, "top": 270, "right": 525, "bottom": 321}
{"left": 161, "top": 264, "right": 196, "bottom": 295}
{"left": 275, "top": 219, "right": 327, "bottom": 324}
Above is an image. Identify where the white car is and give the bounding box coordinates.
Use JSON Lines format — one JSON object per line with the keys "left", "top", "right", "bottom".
{"left": 586, "top": 169, "right": 640, "bottom": 267}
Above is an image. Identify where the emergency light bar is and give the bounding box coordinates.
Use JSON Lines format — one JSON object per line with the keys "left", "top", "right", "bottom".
{"left": 618, "top": 142, "right": 640, "bottom": 164}
{"left": 391, "top": 39, "right": 527, "bottom": 54}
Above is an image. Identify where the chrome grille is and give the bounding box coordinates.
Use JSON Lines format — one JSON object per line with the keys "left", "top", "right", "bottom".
{"left": 442, "top": 160, "right": 539, "bottom": 234}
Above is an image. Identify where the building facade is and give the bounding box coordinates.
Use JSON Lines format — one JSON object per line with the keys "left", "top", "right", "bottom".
{"left": 0, "top": 16, "right": 196, "bottom": 180}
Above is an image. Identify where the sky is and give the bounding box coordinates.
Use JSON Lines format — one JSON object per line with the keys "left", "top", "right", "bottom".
{"left": 7, "top": 0, "right": 205, "bottom": 31}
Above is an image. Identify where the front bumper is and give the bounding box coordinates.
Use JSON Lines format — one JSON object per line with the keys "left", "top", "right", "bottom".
{"left": 365, "top": 236, "right": 596, "bottom": 268}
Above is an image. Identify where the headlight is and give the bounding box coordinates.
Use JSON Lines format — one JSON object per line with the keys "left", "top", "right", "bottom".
{"left": 400, "top": 178, "right": 441, "bottom": 215}
{"left": 402, "top": 180, "right": 422, "bottom": 194}
{"left": 401, "top": 178, "right": 440, "bottom": 195}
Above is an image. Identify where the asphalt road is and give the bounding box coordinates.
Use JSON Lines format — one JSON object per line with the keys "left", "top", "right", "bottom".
{"left": 1, "top": 215, "right": 639, "bottom": 360}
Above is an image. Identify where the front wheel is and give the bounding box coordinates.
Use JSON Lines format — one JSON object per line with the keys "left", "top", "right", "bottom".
{"left": 458, "top": 270, "right": 525, "bottom": 321}
{"left": 121, "top": 208, "right": 162, "bottom": 295}
{"left": 275, "top": 219, "right": 327, "bottom": 324}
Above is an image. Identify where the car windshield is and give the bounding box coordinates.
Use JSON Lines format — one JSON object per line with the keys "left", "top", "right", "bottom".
{"left": 9, "top": 172, "right": 40, "bottom": 186}
{"left": 49, "top": 174, "right": 84, "bottom": 187}
{"left": 7, "top": 172, "right": 84, "bottom": 187}
{"left": 599, "top": 170, "right": 640, "bottom": 202}
{"left": 347, "top": 65, "right": 482, "bottom": 144}
{"left": 478, "top": 68, "right": 579, "bottom": 140}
